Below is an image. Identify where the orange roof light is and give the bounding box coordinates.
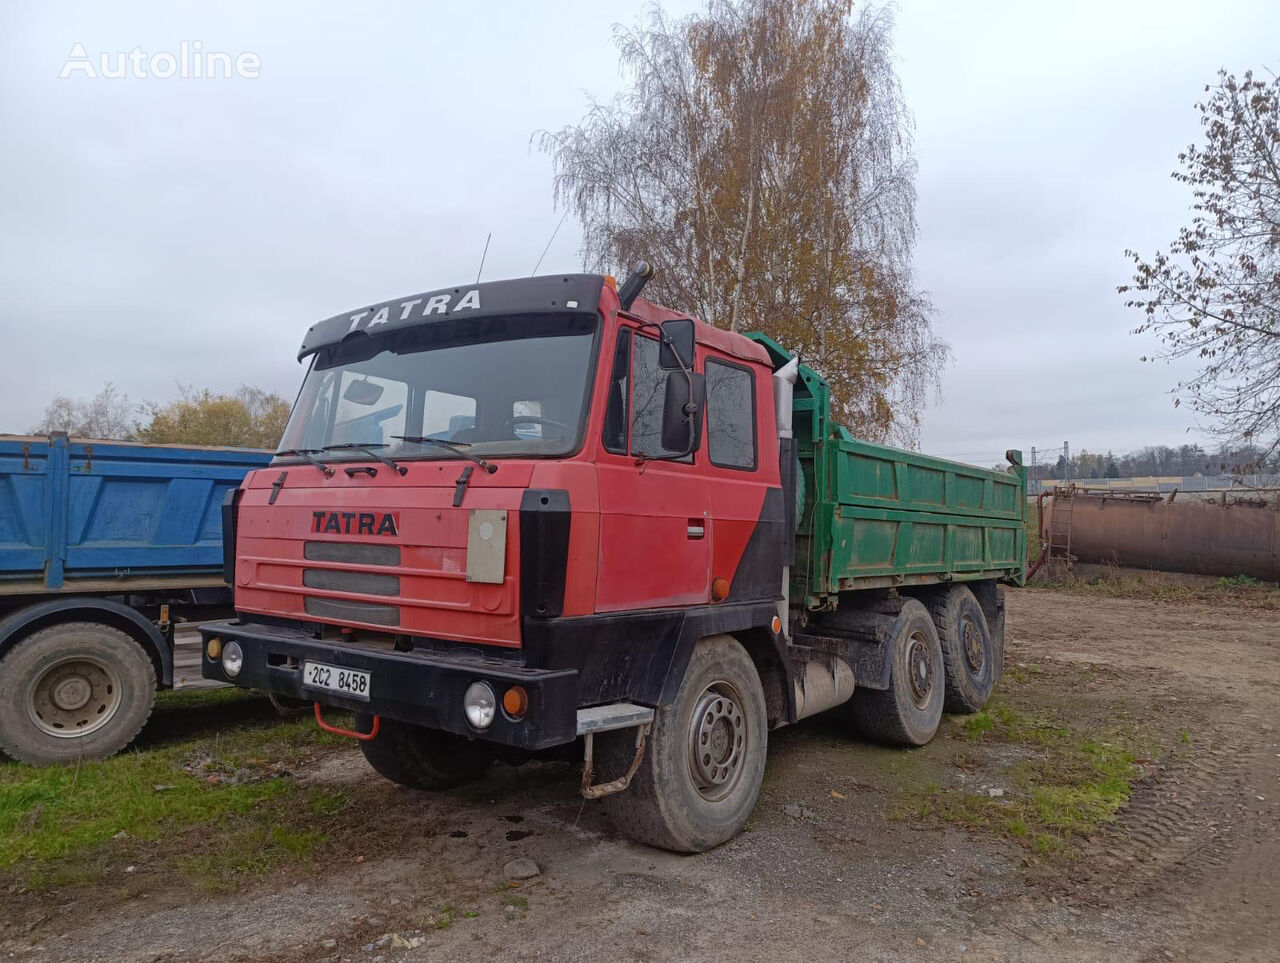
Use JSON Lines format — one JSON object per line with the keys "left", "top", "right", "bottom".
{"left": 603, "top": 275, "right": 617, "bottom": 290}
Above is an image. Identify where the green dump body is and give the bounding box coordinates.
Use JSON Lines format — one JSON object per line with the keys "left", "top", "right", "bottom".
{"left": 748, "top": 334, "right": 1027, "bottom": 611}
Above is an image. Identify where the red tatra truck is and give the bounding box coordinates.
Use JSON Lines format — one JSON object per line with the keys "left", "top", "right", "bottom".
{"left": 202, "top": 265, "right": 1025, "bottom": 852}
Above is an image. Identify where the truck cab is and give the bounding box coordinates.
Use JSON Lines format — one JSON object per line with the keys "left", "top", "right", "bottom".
{"left": 203, "top": 267, "right": 1022, "bottom": 852}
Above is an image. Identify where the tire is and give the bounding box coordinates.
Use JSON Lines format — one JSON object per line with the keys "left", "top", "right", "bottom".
{"left": 850, "top": 598, "right": 944, "bottom": 747}
{"left": 601, "top": 634, "right": 767, "bottom": 853}
{"left": 930, "top": 585, "right": 997, "bottom": 714}
{"left": 0, "top": 622, "right": 156, "bottom": 766}
{"left": 358, "top": 716, "right": 494, "bottom": 790}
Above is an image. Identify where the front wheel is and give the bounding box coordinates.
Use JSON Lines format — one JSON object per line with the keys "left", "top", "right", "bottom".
{"left": 0, "top": 622, "right": 156, "bottom": 765}
{"left": 602, "top": 634, "right": 767, "bottom": 853}
{"left": 358, "top": 717, "right": 494, "bottom": 790}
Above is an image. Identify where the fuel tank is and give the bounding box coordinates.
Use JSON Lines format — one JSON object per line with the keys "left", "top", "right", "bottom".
{"left": 1042, "top": 487, "right": 1279, "bottom": 582}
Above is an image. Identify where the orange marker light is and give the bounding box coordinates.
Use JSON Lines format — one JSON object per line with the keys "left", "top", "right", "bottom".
{"left": 206, "top": 637, "right": 222, "bottom": 659}
{"left": 503, "top": 685, "right": 529, "bottom": 719}
{"left": 771, "top": 616, "right": 782, "bottom": 634}
{"left": 711, "top": 577, "right": 730, "bottom": 601}
{"left": 603, "top": 274, "right": 618, "bottom": 290}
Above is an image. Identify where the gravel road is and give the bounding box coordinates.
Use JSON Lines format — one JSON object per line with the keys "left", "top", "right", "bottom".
{"left": 6, "top": 588, "right": 1277, "bottom": 962}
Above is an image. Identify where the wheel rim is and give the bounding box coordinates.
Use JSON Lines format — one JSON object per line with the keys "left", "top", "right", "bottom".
{"left": 906, "top": 631, "right": 935, "bottom": 709}
{"left": 687, "top": 680, "right": 749, "bottom": 802}
{"left": 961, "top": 615, "right": 986, "bottom": 672}
{"left": 27, "top": 657, "right": 123, "bottom": 739}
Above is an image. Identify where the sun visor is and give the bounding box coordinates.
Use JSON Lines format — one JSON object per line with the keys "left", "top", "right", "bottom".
{"left": 297, "top": 274, "right": 605, "bottom": 360}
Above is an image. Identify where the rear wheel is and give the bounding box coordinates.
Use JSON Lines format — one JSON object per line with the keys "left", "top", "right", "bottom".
{"left": 930, "top": 585, "right": 996, "bottom": 714}
{"left": 0, "top": 622, "right": 156, "bottom": 765}
{"left": 850, "top": 599, "right": 945, "bottom": 747}
{"left": 602, "top": 634, "right": 767, "bottom": 853}
{"left": 358, "top": 717, "right": 494, "bottom": 790}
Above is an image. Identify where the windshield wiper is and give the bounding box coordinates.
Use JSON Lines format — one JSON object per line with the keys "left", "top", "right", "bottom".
{"left": 275, "top": 448, "right": 335, "bottom": 477}
{"left": 319, "top": 442, "right": 407, "bottom": 476}
{"left": 392, "top": 435, "right": 497, "bottom": 474}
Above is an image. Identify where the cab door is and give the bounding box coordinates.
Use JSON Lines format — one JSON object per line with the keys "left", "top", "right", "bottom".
{"left": 594, "top": 327, "right": 710, "bottom": 612}
{"left": 701, "top": 357, "right": 783, "bottom": 603}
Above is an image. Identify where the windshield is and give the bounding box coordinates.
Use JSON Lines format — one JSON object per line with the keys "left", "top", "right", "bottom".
{"left": 278, "top": 315, "right": 597, "bottom": 462}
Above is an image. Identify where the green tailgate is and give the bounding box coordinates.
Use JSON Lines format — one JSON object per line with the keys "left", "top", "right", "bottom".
{"left": 748, "top": 334, "right": 1027, "bottom": 610}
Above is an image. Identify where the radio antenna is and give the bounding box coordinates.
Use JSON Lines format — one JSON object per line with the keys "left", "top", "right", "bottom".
{"left": 531, "top": 210, "right": 568, "bottom": 276}
{"left": 475, "top": 232, "right": 492, "bottom": 284}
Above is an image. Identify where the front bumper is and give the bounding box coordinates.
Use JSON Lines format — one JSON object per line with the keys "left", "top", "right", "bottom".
{"left": 199, "top": 619, "right": 579, "bottom": 750}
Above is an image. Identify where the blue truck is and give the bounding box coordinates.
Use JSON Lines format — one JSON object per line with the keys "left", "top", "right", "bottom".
{"left": 0, "top": 433, "right": 271, "bottom": 765}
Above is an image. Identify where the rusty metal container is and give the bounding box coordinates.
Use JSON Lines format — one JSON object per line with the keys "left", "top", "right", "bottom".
{"left": 1041, "top": 487, "right": 1280, "bottom": 582}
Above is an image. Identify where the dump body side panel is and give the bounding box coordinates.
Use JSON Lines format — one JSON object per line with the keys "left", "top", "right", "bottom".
{"left": 0, "top": 434, "right": 271, "bottom": 593}
{"left": 745, "top": 334, "right": 1026, "bottom": 610}
{"left": 822, "top": 431, "right": 1025, "bottom": 596}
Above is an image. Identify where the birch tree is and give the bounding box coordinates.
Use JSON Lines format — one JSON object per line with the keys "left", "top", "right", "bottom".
{"left": 539, "top": 0, "right": 945, "bottom": 443}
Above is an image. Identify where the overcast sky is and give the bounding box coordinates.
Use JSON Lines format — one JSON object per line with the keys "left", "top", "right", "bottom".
{"left": 1, "top": 0, "right": 1276, "bottom": 466}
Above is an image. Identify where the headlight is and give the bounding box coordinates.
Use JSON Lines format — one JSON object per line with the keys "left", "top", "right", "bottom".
{"left": 463, "top": 681, "right": 496, "bottom": 729}
{"left": 222, "top": 641, "right": 244, "bottom": 678}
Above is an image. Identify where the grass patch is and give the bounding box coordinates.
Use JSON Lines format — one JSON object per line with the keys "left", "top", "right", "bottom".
{"left": 894, "top": 698, "right": 1140, "bottom": 855}
{"left": 963, "top": 705, "right": 1066, "bottom": 746}
{"left": 177, "top": 823, "right": 327, "bottom": 893}
{"left": 501, "top": 892, "right": 529, "bottom": 909}
{"left": 0, "top": 690, "right": 354, "bottom": 892}
{"left": 1030, "top": 563, "right": 1280, "bottom": 609}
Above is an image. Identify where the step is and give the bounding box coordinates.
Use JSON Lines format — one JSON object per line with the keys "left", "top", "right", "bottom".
{"left": 576, "top": 702, "right": 655, "bottom": 735}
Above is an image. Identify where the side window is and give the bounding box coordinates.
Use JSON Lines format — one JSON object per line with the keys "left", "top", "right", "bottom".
{"left": 602, "top": 330, "right": 631, "bottom": 454}
{"left": 332, "top": 372, "right": 407, "bottom": 445}
{"left": 630, "top": 333, "right": 685, "bottom": 459}
{"left": 705, "top": 360, "right": 756, "bottom": 470}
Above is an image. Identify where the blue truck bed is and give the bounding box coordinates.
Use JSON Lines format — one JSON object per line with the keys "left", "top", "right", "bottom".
{"left": 0, "top": 434, "right": 271, "bottom": 594}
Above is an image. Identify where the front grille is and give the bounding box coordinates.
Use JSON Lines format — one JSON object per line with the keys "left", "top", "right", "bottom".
{"left": 304, "top": 596, "right": 400, "bottom": 626}
{"left": 303, "top": 568, "right": 400, "bottom": 596}
{"left": 304, "top": 541, "right": 401, "bottom": 566}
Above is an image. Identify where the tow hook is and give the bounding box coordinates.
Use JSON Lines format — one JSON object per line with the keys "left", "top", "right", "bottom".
{"left": 313, "top": 703, "right": 381, "bottom": 741}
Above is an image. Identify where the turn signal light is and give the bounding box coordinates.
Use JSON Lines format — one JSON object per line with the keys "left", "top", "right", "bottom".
{"left": 206, "top": 637, "right": 222, "bottom": 659}
{"left": 503, "top": 685, "right": 529, "bottom": 719}
{"left": 711, "top": 577, "right": 730, "bottom": 601}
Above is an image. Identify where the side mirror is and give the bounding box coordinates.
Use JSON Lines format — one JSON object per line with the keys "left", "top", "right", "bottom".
{"left": 658, "top": 318, "right": 695, "bottom": 370}
{"left": 661, "top": 371, "right": 705, "bottom": 453}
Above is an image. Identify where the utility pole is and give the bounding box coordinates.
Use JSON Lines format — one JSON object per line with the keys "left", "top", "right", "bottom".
{"left": 1030, "top": 446, "right": 1038, "bottom": 493}
{"left": 1063, "top": 442, "right": 1071, "bottom": 484}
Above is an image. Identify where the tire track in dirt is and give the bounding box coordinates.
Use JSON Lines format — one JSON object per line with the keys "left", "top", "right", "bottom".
{"left": 1007, "top": 589, "right": 1280, "bottom": 956}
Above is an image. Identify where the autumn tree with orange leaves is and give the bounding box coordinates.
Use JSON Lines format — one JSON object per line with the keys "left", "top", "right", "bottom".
{"left": 540, "top": 0, "right": 946, "bottom": 443}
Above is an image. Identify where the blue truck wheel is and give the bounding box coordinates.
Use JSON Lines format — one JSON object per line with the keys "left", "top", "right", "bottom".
{"left": 0, "top": 622, "right": 156, "bottom": 766}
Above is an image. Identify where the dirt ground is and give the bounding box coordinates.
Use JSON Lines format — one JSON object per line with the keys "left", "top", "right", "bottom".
{"left": 3, "top": 588, "right": 1278, "bottom": 963}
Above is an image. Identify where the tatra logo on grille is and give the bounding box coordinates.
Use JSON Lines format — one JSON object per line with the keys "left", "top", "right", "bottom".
{"left": 311, "top": 511, "right": 399, "bottom": 536}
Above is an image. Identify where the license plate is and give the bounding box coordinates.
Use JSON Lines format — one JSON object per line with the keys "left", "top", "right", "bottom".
{"left": 302, "top": 661, "right": 371, "bottom": 700}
